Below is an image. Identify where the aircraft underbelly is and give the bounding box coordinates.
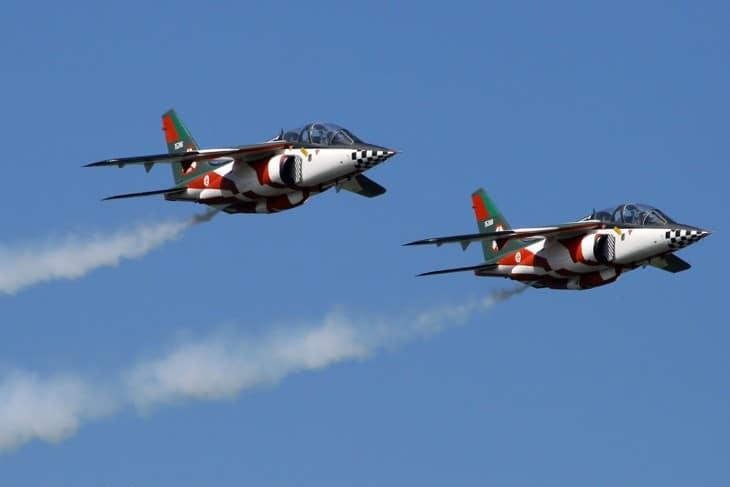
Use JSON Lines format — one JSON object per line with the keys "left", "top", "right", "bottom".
{"left": 485, "top": 240, "right": 624, "bottom": 289}
{"left": 535, "top": 241, "right": 600, "bottom": 275}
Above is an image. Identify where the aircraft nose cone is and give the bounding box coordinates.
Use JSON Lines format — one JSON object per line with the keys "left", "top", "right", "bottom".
{"left": 351, "top": 147, "right": 398, "bottom": 170}
{"left": 692, "top": 227, "right": 711, "bottom": 240}
{"left": 665, "top": 227, "right": 710, "bottom": 250}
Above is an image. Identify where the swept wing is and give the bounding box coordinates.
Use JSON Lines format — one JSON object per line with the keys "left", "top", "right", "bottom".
{"left": 86, "top": 142, "right": 289, "bottom": 171}
{"left": 416, "top": 263, "right": 497, "bottom": 277}
{"left": 102, "top": 187, "right": 186, "bottom": 201}
{"left": 405, "top": 221, "right": 603, "bottom": 250}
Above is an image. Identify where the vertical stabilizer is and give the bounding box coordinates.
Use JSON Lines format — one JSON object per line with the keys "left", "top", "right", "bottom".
{"left": 162, "top": 109, "right": 213, "bottom": 185}
{"left": 471, "top": 188, "right": 524, "bottom": 261}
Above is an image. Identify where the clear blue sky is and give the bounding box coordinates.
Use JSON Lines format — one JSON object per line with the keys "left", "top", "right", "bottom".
{"left": 1, "top": 1, "right": 728, "bottom": 485}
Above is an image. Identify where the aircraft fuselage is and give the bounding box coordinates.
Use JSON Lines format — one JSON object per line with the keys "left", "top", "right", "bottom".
{"left": 476, "top": 225, "right": 708, "bottom": 289}
{"left": 166, "top": 145, "right": 394, "bottom": 214}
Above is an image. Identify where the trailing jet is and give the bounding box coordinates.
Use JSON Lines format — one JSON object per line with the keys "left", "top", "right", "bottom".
{"left": 86, "top": 110, "right": 397, "bottom": 213}
{"left": 406, "top": 189, "right": 710, "bottom": 290}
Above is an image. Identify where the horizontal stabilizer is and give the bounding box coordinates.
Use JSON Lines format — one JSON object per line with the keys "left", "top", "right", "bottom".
{"left": 102, "top": 187, "right": 186, "bottom": 201}
{"left": 649, "top": 253, "right": 691, "bottom": 273}
{"left": 339, "top": 174, "right": 386, "bottom": 198}
{"left": 417, "top": 263, "right": 497, "bottom": 277}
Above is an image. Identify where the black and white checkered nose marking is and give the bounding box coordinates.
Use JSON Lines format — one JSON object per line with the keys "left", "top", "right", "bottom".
{"left": 665, "top": 229, "right": 707, "bottom": 250}
{"left": 351, "top": 150, "right": 395, "bottom": 170}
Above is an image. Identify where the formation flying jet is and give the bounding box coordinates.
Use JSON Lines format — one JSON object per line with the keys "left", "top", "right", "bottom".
{"left": 86, "top": 110, "right": 397, "bottom": 213}
{"left": 406, "top": 189, "right": 710, "bottom": 290}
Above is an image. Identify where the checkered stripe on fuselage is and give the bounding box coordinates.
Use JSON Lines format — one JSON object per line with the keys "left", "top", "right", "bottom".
{"left": 666, "top": 229, "right": 704, "bottom": 250}
{"left": 352, "top": 150, "right": 389, "bottom": 170}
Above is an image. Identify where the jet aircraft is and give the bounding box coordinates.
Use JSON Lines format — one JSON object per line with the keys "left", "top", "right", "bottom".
{"left": 406, "top": 189, "right": 710, "bottom": 290}
{"left": 86, "top": 110, "right": 397, "bottom": 214}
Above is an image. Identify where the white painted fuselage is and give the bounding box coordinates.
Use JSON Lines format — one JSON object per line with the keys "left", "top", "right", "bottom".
{"left": 168, "top": 146, "right": 395, "bottom": 213}
{"left": 476, "top": 226, "right": 708, "bottom": 290}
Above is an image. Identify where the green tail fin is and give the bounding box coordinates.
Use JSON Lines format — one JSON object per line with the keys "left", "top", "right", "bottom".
{"left": 161, "top": 109, "right": 213, "bottom": 185}
{"left": 471, "top": 188, "right": 525, "bottom": 261}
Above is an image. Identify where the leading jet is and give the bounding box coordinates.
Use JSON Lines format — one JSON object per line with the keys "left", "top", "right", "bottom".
{"left": 86, "top": 110, "right": 397, "bottom": 214}
{"left": 406, "top": 188, "right": 710, "bottom": 290}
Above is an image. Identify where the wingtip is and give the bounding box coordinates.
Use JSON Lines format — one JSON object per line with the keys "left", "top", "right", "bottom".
{"left": 85, "top": 160, "right": 118, "bottom": 168}
{"left": 415, "top": 270, "right": 441, "bottom": 277}
{"left": 415, "top": 271, "right": 436, "bottom": 277}
{"left": 404, "top": 239, "right": 430, "bottom": 246}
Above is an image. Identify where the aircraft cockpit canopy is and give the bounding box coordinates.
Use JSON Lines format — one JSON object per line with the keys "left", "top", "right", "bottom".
{"left": 589, "top": 203, "right": 676, "bottom": 225}
{"left": 277, "top": 122, "right": 364, "bottom": 146}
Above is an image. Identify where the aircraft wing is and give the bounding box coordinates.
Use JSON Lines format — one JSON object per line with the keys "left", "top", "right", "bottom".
{"left": 405, "top": 221, "right": 603, "bottom": 250}
{"left": 338, "top": 174, "right": 386, "bottom": 198}
{"left": 649, "top": 253, "right": 691, "bottom": 273}
{"left": 85, "top": 142, "right": 289, "bottom": 171}
{"left": 416, "top": 263, "right": 497, "bottom": 277}
{"left": 101, "top": 187, "right": 186, "bottom": 201}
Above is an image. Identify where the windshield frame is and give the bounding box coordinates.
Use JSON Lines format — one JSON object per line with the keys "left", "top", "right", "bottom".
{"left": 588, "top": 203, "right": 677, "bottom": 225}
{"left": 279, "top": 122, "right": 364, "bottom": 147}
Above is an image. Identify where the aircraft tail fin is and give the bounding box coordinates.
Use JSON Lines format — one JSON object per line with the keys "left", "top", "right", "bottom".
{"left": 471, "top": 188, "right": 525, "bottom": 261}
{"left": 162, "top": 109, "right": 213, "bottom": 185}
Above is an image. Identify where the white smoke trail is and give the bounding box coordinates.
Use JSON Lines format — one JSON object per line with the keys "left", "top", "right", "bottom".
{"left": 0, "top": 370, "right": 115, "bottom": 450}
{"left": 126, "top": 287, "right": 527, "bottom": 410}
{"left": 125, "top": 313, "right": 370, "bottom": 408}
{"left": 0, "top": 286, "right": 526, "bottom": 452}
{"left": 0, "top": 209, "right": 218, "bottom": 295}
